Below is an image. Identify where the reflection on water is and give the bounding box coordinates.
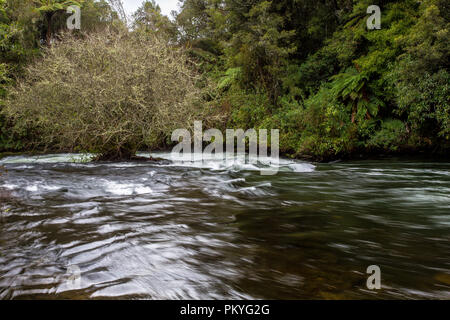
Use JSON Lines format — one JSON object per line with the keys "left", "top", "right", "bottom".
{"left": 0, "top": 153, "right": 449, "bottom": 299}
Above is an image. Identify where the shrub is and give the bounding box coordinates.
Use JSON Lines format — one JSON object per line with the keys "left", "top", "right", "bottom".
{"left": 366, "top": 119, "right": 408, "bottom": 151}
{"left": 3, "top": 30, "right": 212, "bottom": 159}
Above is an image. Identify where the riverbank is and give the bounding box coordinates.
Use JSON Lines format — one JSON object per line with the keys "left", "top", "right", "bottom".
{"left": 2, "top": 146, "right": 449, "bottom": 164}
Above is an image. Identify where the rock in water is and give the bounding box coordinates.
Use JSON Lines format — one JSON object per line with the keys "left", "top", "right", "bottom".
{"left": 434, "top": 273, "right": 450, "bottom": 286}
{"left": 0, "top": 188, "right": 12, "bottom": 201}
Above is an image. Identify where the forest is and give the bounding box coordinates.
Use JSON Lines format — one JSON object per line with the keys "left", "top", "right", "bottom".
{"left": 0, "top": 0, "right": 448, "bottom": 161}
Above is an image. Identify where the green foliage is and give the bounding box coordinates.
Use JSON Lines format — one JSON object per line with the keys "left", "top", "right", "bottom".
{"left": 217, "top": 67, "right": 241, "bottom": 91}
{"left": 392, "top": 0, "right": 450, "bottom": 143}
{"left": 0, "top": 1, "right": 37, "bottom": 151}
{"left": 366, "top": 119, "right": 407, "bottom": 151}
{"left": 0, "top": 0, "right": 40, "bottom": 67}
{"left": 1, "top": 0, "right": 449, "bottom": 160}
{"left": 132, "top": 0, "right": 177, "bottom": 40}
{"left": 396, "top": 69, "right": 450, "bottom": 140}
{"left": 175, "top": 0, "right": 449, "bottom": 160}
{"left": 32, "top": 0, "right": 83, "bottom": 13}
{"left": 32, "top": 0, "right": 85, "bottom": 45}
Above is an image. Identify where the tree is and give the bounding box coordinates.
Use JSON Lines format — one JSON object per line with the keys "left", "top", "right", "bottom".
{"left": 132, "top": 0, "right": 177, "bottom": 40}
{"left": 3, "top": 31, "right": 212, "bottom": 159}
{"left": 106, "top": 0, "right": 127, "bottom": 25}
{"left": 0, "top": 0, "right": 126, "bottom": 153}
{"left": 393, "top": 0, "right": 450, "bottom": 144}
{"left": 175, "top": 0, "right": 349, "bottom": 101}
{"left": 176, "top": 0, "right": 218, "bottom": 43}
{"left": 32, "top": 0, "right": 84, "bottom": 45}
{"left": 77, "top": 0, "right": 123, "bottom": 33}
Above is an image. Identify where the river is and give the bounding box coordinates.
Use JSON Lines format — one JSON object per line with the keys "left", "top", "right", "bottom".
{"left": 0, "top": 153, "right": 449, "bottom": 299}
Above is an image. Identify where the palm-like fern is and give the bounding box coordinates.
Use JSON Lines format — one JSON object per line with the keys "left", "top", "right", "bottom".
{"left": 330, "top": 67, "right": 384, "bottom": 123}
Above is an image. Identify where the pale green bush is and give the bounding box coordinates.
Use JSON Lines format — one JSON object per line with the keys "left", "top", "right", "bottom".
{"left": 3, "top": 30, "right": 212, "bottom": 159}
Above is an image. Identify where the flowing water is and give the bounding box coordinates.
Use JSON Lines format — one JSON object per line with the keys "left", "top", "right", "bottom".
{"left": 0, "top": 153, "right": 449, "bottom": 300}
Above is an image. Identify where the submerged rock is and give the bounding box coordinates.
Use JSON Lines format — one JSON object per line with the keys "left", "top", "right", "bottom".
{"left": 434, "top": 273, "right": 450, "bottom": 286}
{"left": 93, "top": 153, "right": 171, "bottom": 164}
{"left": 0, "top": 188, "right": 12, "bottom": 223}
{"left": 0, "top": 187, "right": 12, "bottom": 201}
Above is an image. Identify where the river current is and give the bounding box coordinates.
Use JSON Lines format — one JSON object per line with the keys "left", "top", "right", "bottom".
{"left": 0, "top": 153, "right": 449, "bottom": 299}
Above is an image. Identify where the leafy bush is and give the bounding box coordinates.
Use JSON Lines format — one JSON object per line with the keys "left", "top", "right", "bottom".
{"left": 3, "top": 30, "right": 212, "bottom": 159}
{"left": 366, "top": 119, "right": 407, "bottom": 151}
{"left": 392, "top": 1, "right": 450, "bottom": 143}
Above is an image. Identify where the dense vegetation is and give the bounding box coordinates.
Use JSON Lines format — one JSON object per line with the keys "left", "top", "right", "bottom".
{"left": 0, "top": 0, "right": 123, "bottom": 153}
{"left": 4, "top": 31, "right": 213, "bottom": 159}
{"left": 174, "top": 0, "right": 449, "bottom": 160}
{"left": 0, "top": 0, "right": 449, "bottom": 161}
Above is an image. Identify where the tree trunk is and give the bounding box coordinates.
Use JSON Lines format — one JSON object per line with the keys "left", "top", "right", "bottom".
{"left": 45, "top": 12, "right": 54, "bottom": 46}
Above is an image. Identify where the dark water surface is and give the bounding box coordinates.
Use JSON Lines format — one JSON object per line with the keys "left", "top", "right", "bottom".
{"left": 0, "top": 153, "right": 449, "bottom": 299}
